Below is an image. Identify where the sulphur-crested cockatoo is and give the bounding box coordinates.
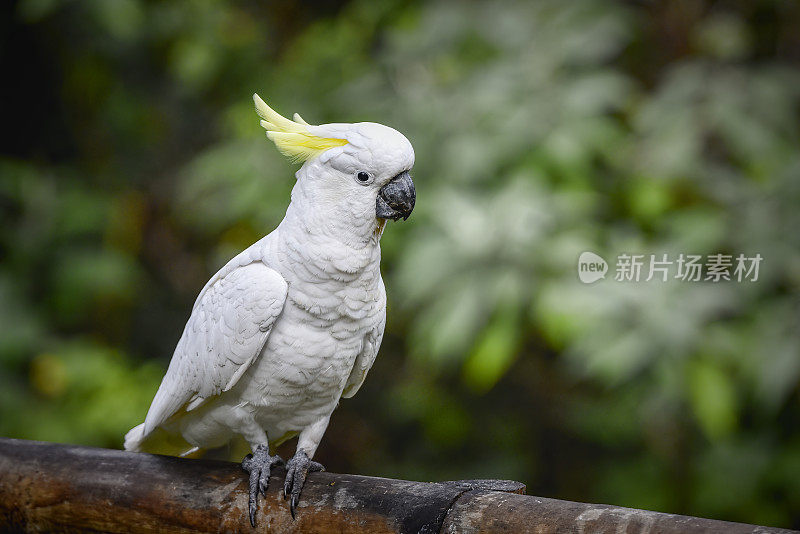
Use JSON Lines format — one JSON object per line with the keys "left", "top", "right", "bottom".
{"left": 125, "top": 94, "right": 415, "bottom": 525}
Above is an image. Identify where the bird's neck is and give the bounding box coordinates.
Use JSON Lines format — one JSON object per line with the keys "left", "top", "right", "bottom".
{"left": 271, "top": 180, "right": 383, "bottom": 282}
{"left": 282, "top": 174, "right": 383, "bottom": 251}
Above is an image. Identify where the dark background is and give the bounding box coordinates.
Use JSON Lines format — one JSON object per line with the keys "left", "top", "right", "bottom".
{"left": 1, "top": 0, "right": 799, "bottom": 528}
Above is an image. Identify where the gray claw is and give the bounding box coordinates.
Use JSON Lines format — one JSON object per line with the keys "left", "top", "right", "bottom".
{"left": 283, "top": 448, "right": 325, "bottom": 519}
{"left": 241, "top": 445, "right": 283, "bottom": 527}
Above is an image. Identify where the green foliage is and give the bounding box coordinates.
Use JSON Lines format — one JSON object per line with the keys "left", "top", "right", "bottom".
{"left": 1, "top": 0, "right": 799, "bottom": 527}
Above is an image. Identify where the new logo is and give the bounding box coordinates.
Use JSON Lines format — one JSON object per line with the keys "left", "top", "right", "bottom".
{"left": 578, "top": 251, "right": 608, "bottom": 284}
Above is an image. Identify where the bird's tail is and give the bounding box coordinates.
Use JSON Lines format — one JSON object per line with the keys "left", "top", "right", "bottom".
{"left": 124, "top": 422, "right": 201, "bottom": 458}
{"left": 124, "top": 423, "right": 146, "bottom": 452}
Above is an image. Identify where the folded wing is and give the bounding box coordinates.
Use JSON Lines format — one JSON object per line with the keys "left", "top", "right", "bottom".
{"left": 342, "top": 309, "right": 386, "bottom": 399}
{"left": 142, "top": 262, "right": 288, "bottom": 436}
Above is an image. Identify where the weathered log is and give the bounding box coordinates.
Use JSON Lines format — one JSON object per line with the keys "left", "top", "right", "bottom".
{"left": 0, "top": 437, "right": 795, "bottom": 533}
{"left": 440, "top": 490, "right": 799, "bottom": 533}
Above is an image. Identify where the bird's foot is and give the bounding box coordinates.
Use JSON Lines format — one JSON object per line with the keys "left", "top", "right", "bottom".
{"left": 283, "top": 448, "right": 324, "bottom": 519}
{"left": 241, "top": 445, "right": 283, "bottom": 527}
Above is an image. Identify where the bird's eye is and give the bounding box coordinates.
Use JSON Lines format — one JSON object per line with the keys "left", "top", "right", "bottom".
{"left": 356, "top": 171, "right": 372, "bottom": 185}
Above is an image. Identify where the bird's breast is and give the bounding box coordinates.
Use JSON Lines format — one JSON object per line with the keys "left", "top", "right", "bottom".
{"left": 233, "top": 232, "right": 386, "bottom": 428}
{"left": 239, "top": 273, "right": 385, "bottom": 410}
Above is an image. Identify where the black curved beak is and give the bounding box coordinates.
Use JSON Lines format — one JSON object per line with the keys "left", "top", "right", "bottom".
{"left": 376, "top": 171, "right": 415, "bottom": 221}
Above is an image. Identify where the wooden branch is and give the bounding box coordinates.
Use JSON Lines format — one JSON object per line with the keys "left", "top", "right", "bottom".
{"left": 0, "top": 438, "right": 795, "bottom": 533}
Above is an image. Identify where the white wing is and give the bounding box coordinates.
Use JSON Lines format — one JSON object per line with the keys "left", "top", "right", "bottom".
{"left": 143, "top": 261, "right": 287, "bottom": 435}
{"left": 341, "top": 307, "right": 386, "bottom": 399}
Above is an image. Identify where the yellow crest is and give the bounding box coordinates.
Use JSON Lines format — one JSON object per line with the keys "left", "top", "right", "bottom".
{"left": 253, "top": 94, "right": 347, "bottom": 163}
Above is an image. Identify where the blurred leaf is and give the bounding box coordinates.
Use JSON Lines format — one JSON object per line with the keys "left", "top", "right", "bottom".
{"left": 51, "top": 248, "right": 143, "bottom": 323}
{"left": 463, "top": 307, "right": 521, "bottom": 393}
{"left": 688, "top": 360, "right": 738, "bottom": 440}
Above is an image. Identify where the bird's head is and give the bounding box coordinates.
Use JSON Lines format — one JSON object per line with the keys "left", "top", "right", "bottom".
{"left": 254, "top": 94, "right": 415, "bottom": 238}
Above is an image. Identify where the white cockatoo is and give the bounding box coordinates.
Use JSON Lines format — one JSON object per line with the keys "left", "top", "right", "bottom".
{"left": 124, "top": 94, "right": 415, "bottom": 524}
